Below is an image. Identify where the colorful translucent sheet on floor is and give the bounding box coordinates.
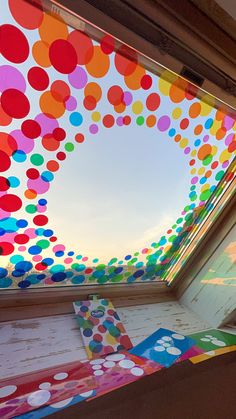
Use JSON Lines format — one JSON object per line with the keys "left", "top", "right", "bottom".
{"left": 14, "top": 390, "right": 96, "bottom": 419}
{"left": 87, "top": 351, "right": 162, "bottom": 399}
{"left": 129, "top": 328, "right": 195, "bottom": 367}
{"left": 73, "top": 298, "right": 133, "bottom": 359}
{"left": 190, "top": 345, "right": 236, "bottom": 364}
{"left": 0, "top": 361, "right": 96, "bottom": 418}
{"left": 175, "top": 345, "right": 204, "bottom": 363}
{"left": 187, "top": 329, "right": 236, "bottom": 364}
{"left": 0, "top": 353, "right": 161, "bottom": 417}
{"left": 0, "top": 0, "right": 236, "bottom": 289}
{"left": 188, "top": 329, "right": 236, "bottom": 351}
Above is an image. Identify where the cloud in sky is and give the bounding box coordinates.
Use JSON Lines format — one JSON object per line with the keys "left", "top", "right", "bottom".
{"left": 130, "top": 214, "right": 175, "bottom": 250}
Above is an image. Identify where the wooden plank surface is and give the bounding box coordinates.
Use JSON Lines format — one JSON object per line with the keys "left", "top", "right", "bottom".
{"left": 0, "top": 282, "right": 175, "bottom": 322}
{"left": 0, "top": 301, "right": 210, "bottom": 379}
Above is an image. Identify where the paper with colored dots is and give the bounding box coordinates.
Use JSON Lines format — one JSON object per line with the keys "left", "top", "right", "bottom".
{"left": 73, "top": 299, "right": 133, "bottom": 359}
{"left": 175, "top": 345, "right": 204, "bottom": 363}
{"left": 188, "top": 329, "right": 236, "bottom": 352}
{"left": 13, "top": 390, "right": 96, "bottom": 419}
{"left": 189, "top": 344, "right": 236, "bottom": 364}
{"left": 0, "top": 0, "right": 235, "bottom": 290}
{"left": 129, "top": 328, "right": 195, "bottom": 367}
{"left": 0, "top": 361, "right": 96, "bottom": 418}
{"left": 87, "top": 351, "right": 162, "bottom": 399}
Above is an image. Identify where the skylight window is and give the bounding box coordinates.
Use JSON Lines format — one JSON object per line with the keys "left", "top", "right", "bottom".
{"left": 0, "top": 0, "right": 235, "bottom": 289}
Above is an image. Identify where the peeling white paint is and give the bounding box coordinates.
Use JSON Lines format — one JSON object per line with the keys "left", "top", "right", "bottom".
{"left": 0, "top": 301, "right": 209, "bottom": 379}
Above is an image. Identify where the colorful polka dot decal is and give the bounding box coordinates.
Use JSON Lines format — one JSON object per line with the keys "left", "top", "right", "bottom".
{"left": 129, "top": 328, "right": 196, "bottom": 367}
{"left": 189, "top": 345, "right": 236, "bottom": 364}
{"left": 1, "top": 325, "right": 235, "bottom": 417}
{"left": 188, "top": 329, "right": 236, "bottom": 352}
{"left": 0, "top": 353, "right": 161, "bottom": 417}
{"left": 87, "top": 351, "right": 162, "bottom": 399}
{"left": 0, "top": 0, "right": 235, "bottom": 288}
{"left": 14, "top": 391, "right": 96, "bottom": 419}
{"left": 0, "top": 360, "right": 96, "bottom": 418}
{"left": 73, "top": 299, "right": 133, "bottom": 359}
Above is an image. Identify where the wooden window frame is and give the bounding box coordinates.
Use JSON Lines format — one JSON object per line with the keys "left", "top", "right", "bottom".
{"left": 46, "top": 0, "right": 236, "bottom": 108}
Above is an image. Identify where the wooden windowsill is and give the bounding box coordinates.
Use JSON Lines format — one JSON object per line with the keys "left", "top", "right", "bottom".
{"left": 0, "top": 1, "right": 235, "bottom": 322}
{"left": 0, "top": 300, "right": 210, "bottom": 379}
{"left": 0, "top": 282, "right": 175, "bottom": 322}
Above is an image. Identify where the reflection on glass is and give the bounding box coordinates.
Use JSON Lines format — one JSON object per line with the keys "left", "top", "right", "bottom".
{"left": 201, "top": 230, "right": 236, "bottom": 287}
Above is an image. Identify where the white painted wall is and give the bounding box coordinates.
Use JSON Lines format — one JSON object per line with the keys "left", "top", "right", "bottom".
{"left": 181, "top": 224, "right": 236, "bottom": 328}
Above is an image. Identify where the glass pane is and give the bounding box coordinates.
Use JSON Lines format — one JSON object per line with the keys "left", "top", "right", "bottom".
{"left": 0, "top": 0, "right": 235, "bottom": 289}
